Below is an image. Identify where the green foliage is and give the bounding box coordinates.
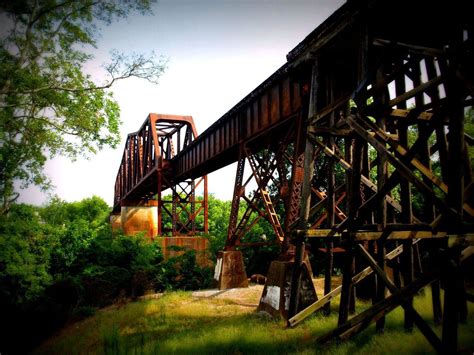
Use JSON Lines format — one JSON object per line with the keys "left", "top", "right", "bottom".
{"left": 159, "top": 250, "right": 213, "bottom": 291}
{"left": 0, "top": 196, "right": 213, "bottom": 353}
{"left": 0, "top": 0, "right": 167, "bottom": 212}
{"left": 206, "top": 194, "right": 231, "bottom": 257}
{"left": 0, "top": 204, "right": 53, "bottom": 305}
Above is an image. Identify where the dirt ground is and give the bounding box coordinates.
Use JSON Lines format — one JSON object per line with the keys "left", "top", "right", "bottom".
{"left": 191, "top": 276, "right": 342, "bottom": 306}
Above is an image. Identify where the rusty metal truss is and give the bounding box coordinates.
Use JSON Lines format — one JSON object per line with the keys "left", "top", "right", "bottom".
{"left": 113, "top": 114, "right": 208, "bottom": 236}
{"left": 225, "top": 130, "right": 295, "bottom": 249}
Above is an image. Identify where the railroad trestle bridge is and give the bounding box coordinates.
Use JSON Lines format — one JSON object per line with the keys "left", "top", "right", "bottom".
{"left": 111, "top": 0, "right": 473, "bottom": 351}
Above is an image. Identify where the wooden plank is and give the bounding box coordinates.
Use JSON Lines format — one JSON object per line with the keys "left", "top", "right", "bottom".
{"left": 304, "top": 229, "right": 446, "bottom": 240}
{"left": 351, "top": 245, "right": 444, "bottom": 352}
{"left": 389, "top": 109, "right": 433, "bottom": 121}
{"left": 461, "top": 246, "right": 474, "bottom": 262}
{"left": 388, "top": 75, "right": 443, "bottom": 108}
{"left": 448, "top": 233, "right": 474, "bottom": 247}
{"left": 317, "top": 273, "right": 436, "bottom": 344}
{"left": 309, "top": 92, "right": 351, "bottom": 124}
{"left": 305, "top": 229, "right": 341, "bottom": 237}
{"left": 308, "top": 127, "right": 352, "bottom": 136}
{"left": 372, "top": 38, "right": 443, "bottom": 56}
{"left": 353, "top": 230, "right": 446, "bottom": 240}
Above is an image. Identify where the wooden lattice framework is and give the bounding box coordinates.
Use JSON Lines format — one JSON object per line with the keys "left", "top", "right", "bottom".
{"left": 280, "top": 1, "right": 474, "bottom": 353}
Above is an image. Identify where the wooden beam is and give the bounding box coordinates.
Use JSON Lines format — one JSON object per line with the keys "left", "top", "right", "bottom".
{"left": 303, "top": 229, "right": 446, "bottom": 240}
{"left": 317, "top": 273, "right": 436, "bottom": 345}
{"left": 288, "top": 242, "right": 412, "bottom": 327}
{"left": 372, "top": 38, "right": 443, "bottom": 57}
{"left": 351, "top": 245, "right": 444, "bottom": 352}
{"left": 389, "top": 75, "right": 443, "bottom": 108}
{"left": 308, "top": 134, "right": 405, "bottom": 214}
{"left": 347, "top": 116, "right": 464, "bottom": 218}
{"left": 389, "top": 108, "right": 433, "bottom": 121}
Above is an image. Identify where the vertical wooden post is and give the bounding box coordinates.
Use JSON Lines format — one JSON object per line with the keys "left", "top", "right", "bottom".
{"left": 368, "top": 240, "right": 378, "bottom": 302}
{"left": 339, "top": 138, "right": 362, "bottom": 326}
{"left": 375, "top": 239, "right": 386, "bottom": 332}
{"left": 338, "top": 238, "right": 355, "bottom": 326}
{"left": 324, "top": 69, "right": 335, "bottom": 316}
{"left": 374, "top": 61, "right": 388, "bottom": 333}
{"left": 441, "top": 29, "right": 465, "bottom": 352}
{"left": 442, "top": 250, "right": 460, "bottom": 353}
{"left": 424, "top": 57, "right": 444, "bottom": 324}
{"left": 411, "top": 58, "right": 429, "bottom": 282}
{"left": 395, "top": 61, "right": 415, "bottom": 330}
{"left": 402, "top": 241, "right": 414, "bottom": 331}
{"left": 445, "top": 69, "right": 465, "bottom": 219}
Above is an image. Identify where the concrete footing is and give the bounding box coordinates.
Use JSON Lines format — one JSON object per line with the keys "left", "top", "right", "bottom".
{"left": 121, "top": 205, "right": 158, "bottom": 237}
{"left": 214, "top": 250, "right": 248, "bottom": 289}
{"left": 110, "top": 203, "right": 158, "bottom": 238}
{"left": 257, "top": 260, "right": 317, "bottom": 320}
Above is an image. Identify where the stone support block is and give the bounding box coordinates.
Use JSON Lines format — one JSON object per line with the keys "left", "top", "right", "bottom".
{"left": 214, "top": 250, "right": 248, "bottom": 289}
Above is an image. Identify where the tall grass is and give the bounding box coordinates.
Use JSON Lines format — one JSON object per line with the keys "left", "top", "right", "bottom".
{"left": 35, "top": 288, "right": 474, "bottom": 354}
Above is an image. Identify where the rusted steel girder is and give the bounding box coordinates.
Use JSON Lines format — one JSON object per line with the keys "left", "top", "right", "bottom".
{"left": 172, "top": 75, "right": 304, "bottom": 181}
{"left": 113, "top": 114, "right": 208, "bottom": 236}
{"left": 225, "top": 130, "right": 294, "bottom": 250}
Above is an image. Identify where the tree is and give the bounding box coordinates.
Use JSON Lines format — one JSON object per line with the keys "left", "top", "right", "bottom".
{"left": 0, "top": 0, "right": 167, "bottom": 213}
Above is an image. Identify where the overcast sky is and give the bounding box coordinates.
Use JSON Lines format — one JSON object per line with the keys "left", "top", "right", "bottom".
{"left": 19, "top": 0, "right": 345, "bottom": 206}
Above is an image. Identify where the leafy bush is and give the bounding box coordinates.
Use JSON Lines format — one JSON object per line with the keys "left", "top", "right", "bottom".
{"left": 0, "top": 204, "right": 53, "bottom": 306}
{"left": 159, "top": 250, "right": 213, "bottom": 291}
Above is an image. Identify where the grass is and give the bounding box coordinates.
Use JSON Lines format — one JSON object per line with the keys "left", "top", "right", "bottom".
{"left": 34, "top": 287, "right": 474, "bottom": 354}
